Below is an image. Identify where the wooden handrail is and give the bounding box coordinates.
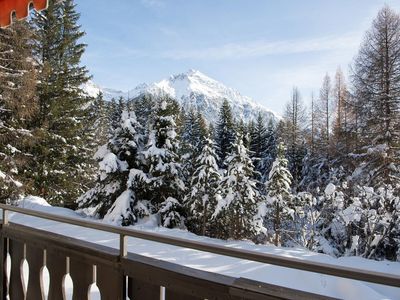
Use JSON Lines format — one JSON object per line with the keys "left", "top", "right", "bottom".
{"left": 1, "top": 222, "right": 334, "bottom": 299}
{"left": 0, "top": 204, "right": 399, "bottom": 288}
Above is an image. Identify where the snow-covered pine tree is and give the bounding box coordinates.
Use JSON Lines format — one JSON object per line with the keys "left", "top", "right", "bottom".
{"left": 247, "top": 120, "right": 256, "bottom": 143}
{"left": 90, "top": 92, "right": 109, "bottom": 146}
{"left": 213, "top": 134, "right": 262, "bottom": 240}
{"left": 0, "top": 21, "right": 38, "bottom": 202}
{"left": 118, "top": 97, "right": 126, "bottom": 115}
{"left": 77, "top": 110, "right": 145, "bottom": 225}
{"left": 142, "top": 97, "right": 185, "bottom": 228}
{"left": 180, "top": 108, "right": 201, "bottom": 186}
{"left": 31, "top": 0, "right": 61, "bottom": 125}
{"left": 265, "top": 142, "right": 293, "bottom": 246}
{"left": 185, "top": 137, "right": 221, "bottom": 236}
{"left": 181, "top": 109, "right": 209, "bottom": 180}
{"left": 109, "top": 98, "right": 122, "bottom": 134}
{"left": 215, "top": 99, "right": 236, "bottom": 168}
{"left": 237, "top": 119, "right": 250, "bottom": 148}
{"left": 259, "top": 119, "right": 277, "bottom": 183}
{"left": 132, "top": 93, "right": 155, "bottom": 134}
{"left": 31, "top": 0, "right": 92, "bottom": 206}
{"left": 208, "top": 122, "right": 216, "bottom": 141}
{"left": 249, "top": 113, "right": 268, "bottom": 182}
{"left": 196, "top": 111, "right": 209, "bottom": 147}
{"left": 79, "top": 91, "right": 112, "bottom": 193}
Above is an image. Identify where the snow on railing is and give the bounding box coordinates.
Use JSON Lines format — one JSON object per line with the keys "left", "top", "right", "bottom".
{"left": 0, "top": 204, "right": 399, "bottom": 299}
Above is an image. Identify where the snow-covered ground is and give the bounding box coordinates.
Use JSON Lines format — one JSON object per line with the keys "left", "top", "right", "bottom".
{"left": 5, "top": 197, "right": 400, "bottom": 300}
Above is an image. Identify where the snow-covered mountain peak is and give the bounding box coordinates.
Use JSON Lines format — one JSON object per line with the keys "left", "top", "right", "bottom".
{"left": 148, "top": 69, "right": 222, "bottom": 100}
{"left": 83, "top": 70, "right": 279, "bottom": 124}
{"left": 167, "top": 69, "right": 236, "bottom": 99}
{"left": 147, "top": 69, "right": 267, "bottom": 110}
{"left": 170, "top": 68, "right": 206, "bottom": 80}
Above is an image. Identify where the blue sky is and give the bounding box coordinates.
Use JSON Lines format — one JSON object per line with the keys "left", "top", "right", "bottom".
{"left": 78, "top": 0, "right": 400, "bottom": 113}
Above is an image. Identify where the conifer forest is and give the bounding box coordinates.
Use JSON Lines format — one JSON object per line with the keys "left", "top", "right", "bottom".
{"left": 1, "top": 1, "right": 400, "bottom": 263}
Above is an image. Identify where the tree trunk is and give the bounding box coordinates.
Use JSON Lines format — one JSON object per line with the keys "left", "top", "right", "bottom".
{"left": 274, "top": 203, "right": 280, "bottom": 246}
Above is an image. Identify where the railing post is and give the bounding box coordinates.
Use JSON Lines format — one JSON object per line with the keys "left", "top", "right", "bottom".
{"left": 92, "top": 264, "right": 97, "bottom": 289}
{"left": 2, "top": 209, "right": 8, "bottom": 225}
{"left": 120, "top": 234, "right": 127, "bottom": 258}
{"left": 120, "top": 234, "right": 128, "bottom": 299}
{"left": 0, "top": 208, "right": 7, "bottom": 300}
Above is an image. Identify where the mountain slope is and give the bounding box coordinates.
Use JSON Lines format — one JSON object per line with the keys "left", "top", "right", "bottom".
{"left": 83, "top": 81, "right": 127, "bottom": 100}
{"left": 84, "top": 70, "right": 279, "bottom": 124}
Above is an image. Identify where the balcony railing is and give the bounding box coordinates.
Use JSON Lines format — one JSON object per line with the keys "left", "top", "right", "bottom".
{"left": 0, "top": 204, "right": 399, "bottom": 299}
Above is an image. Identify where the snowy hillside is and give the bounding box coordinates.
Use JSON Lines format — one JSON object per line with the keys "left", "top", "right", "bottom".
{"left": 7, "top": 197, "right": 400, "bottom": 300}
{"left": 83, "top": 70, "right": 279, "bottom": 124}
{"left": 82, "top": 81, "right": 127, "bottom": 101}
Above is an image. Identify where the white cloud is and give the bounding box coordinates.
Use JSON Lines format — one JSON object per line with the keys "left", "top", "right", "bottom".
{"left": 161, "top": 32, "right": 364, "bottom": 60}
